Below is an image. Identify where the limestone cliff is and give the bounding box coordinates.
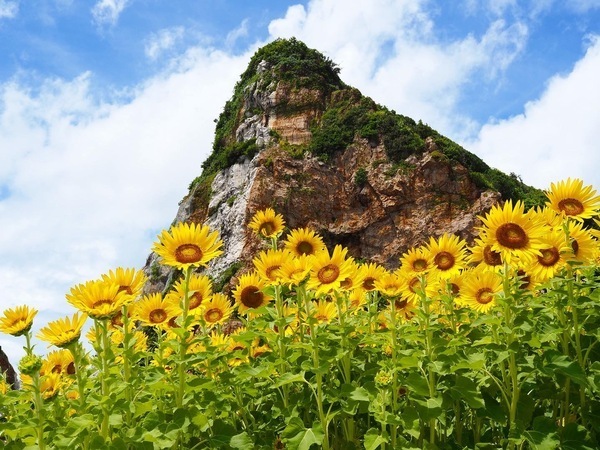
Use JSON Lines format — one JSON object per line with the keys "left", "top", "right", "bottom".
{"left": 143, "top": 38, "right": 544, "bottom": 293}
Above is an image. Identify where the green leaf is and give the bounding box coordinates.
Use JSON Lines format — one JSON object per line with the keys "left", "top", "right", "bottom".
{"left": 523, "top": 417, "right": 560, "bottom": 450}
{"left": 449, "top": 375, "right": 485, "bottom": 409}
{"left": 405, "top": 372, "right": 430, "bottom": 397}
{"left": 349, "top": 386, "right": 371, "bottom": 402}
{"left": 272, "top": 371, "right": 306, "bottom": 389}
{"left": 283, "top": 417, "right": 324, "bottom": 450}
{"left": 363, "top": 427, "right": 388, "bottom": 450}
{"left": 230, "top": 431, "right": 255, "bottom": 449}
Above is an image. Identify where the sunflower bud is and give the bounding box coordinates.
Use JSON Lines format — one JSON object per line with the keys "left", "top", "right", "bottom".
{"left": 19, "top": 354, "right": 43, "bottom": 376}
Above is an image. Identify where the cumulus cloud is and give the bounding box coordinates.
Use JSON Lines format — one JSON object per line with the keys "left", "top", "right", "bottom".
{"left": 566, "top": 0, "right": 600, "bottom": 13}
{"left": 465, "top": 36, "right": 600, "bottom": 189}
{"left": 145, "top": 27, "right": 186, "bottom": 61}
{"left": 0, "top": 0, "right": 18, "bottom": 19}
{"left": 91, "top": 0, "right": 130, "bottom": 27}
{"left": 226, "top": 19, "right": 249, "bottom": 48}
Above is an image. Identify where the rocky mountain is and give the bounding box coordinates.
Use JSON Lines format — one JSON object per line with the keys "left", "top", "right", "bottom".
{"left": 143, "top": 38, "right": 544, "bottom": 294}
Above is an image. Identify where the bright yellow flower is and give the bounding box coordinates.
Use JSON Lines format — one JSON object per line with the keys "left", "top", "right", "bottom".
{"left": 279, "top": 254, "right": 311, "bottom": 287}
{"left": 134, "top": 293, "right": 180, "bottom": 329}
{"left": 0, "top": 305, "right": 37, "bottom": 337}
{"left": 42, "top": 349, "right": 75, "bottom": 376}
{"left": 248, "top": 208, "right": 285, "bottom": 238}
{"left": 565, "top": 220, "right": 597, "bottom": 265}
{"left": 374, "top": 270, "right": 405, "bottom": 297}
{"left": 338, "top": 258, "right": 365, "bottom": 292}
{"left": 283, "top": 227, "right": 325, "bottom": 256}
{"left": 427, "top": 233, "right": 468, "bottom": 278}
{"left": 399, "top": 246, "right": 433, "bottom": 275}
{"left": 396, "top": 269, "right": 437, "bottom": 304}
{"left": 311, "top": 299, "right": 337, "bottom": 324}
{"left": 525, "top": 229, "right": 569, "bottom": 282}
{"left": 67, "top": 280, "right": 130, "bottom": 320}
{"left": 101, "top": 267, "right": 147, "bottom": 297}
{"left": 468, "top": 235, "right": 504, "bottom": 270}
{"left": 253, "top": 249, "right": 291, "bottom": 284}
{"left": 306, "top": 245, "right": 354, "bottom": 296}
{"left": 250, "top": 338, "right": 271, "bottom": 358}
{"left": 152, "top": 222, "right": 223, "bottom": 270}
{"left": 461, "top": 268, "right": 503, "bottom": 313}
{"left": 358, "top": 262, "right": 387, "bottom": 291}
{"left": 21, "top": 372, "right": 63, "bottom": 400}
{"left": 478, "top": 200, "right": 547, "bottom": 265}
{"left": 347, "top": 289, "right": 368, "bottom": 312}
{"left": 233, "top": 271, "right": 273, "bottom": 314}
{"left": 533, "top": 206, "right": 563, "bottom": 230}
{"left": 166, "top": 273, "right": 213, "bottom": 313}
{"left": 202, "top": 293, "right": 234, "bottom": 326}
{"left": 546, "top": 178, "right": 600, "bottom": 221}
{"left": 37, "top": 312, "right": 87, "bottom": 349}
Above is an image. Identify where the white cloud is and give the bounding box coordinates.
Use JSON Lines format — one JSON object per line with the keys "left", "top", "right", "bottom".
{"left": 0, "top": 0, "right": 18, "bottom": 19}
{"left": 91, "top": 0, "right": 130, "bottom": 27}
{"left": 566, "top": 0, "right": 600, "bottom": 13}
{"left": 465, "top": 35, "right": 600, "bottom": 190}
{"left": 0, "top": 46, "right": 249, "bottom": 367}
{"left": 145, "top": 27, "right": 186, "bottom": 61}
{"left": 226, "top": 18, "right": 249, "bottom": 48}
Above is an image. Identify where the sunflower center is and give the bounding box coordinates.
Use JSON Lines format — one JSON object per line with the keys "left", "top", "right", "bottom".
{"left": 205, "top": 308, "right": 223, "bottom": 323}
{"left": 118, "top": 285, "right": 133, "bottom": 295}
{"left": 297, "top": 241, "right": 314, "bottom": 255}
{"left": 412, "top": 259, "right": 428, "bottom": 272}
{"left": 339, "top": 277, "right": 353, "bottom": 289}
{"left": 483, "top": 245, "right": 503, "bottom": 266}
{"left": 475, "top": 288, "right": 494, "bottom": 305}
{"left": 318, "top": 264, "right": 340, "bottom": 284}
{"left": 167, "top": 316, "right": 179, "bottom": 328}
{"left": 265, "top": 265, "right": 281, "bottom": 281}
{"left": 92, "top": 299, "right": 114, "bottom": 309}
{"left": 496, "top": 223, "right": 529, "bottom": 249}
{"left": 571, "top": 239, "right": 579, "bottom": 256}
{"left": 189, "top": 292, "right": 204, "bottom": 310}
{"left": 52, "top": 364, "right": 62, "bottom": 374}
{"left": 66, "top": 362, "right": 76, "bottom": 375}
{"left": 363, "top": 277, "right": 376, "bottom": 291}
{"left": 450, "top": 283, "right": 460, "bottom": 295}
{"left": 434, "top": 252, "right": 455, "bottom": 270}
{"left": 517, "top": 269, "right": 531, "bottom": 290}
{"left": 558, "top": 198, "right": 584, "bottom": 216}
{"left": 149, "top": 309, "right": 168, "bottom": 324}
{"left": 395, "top": 299, "right": 408, "bottom": 310}
{"left": 175, "top": 244, "right": 204, "bottom": 264}
{"left": 539, "top": 247, "right": 560, "bottom": 267}
{"left": 111, "top": 312, "right": 124, "bottom": 328}
{"left": 240, "top": 286, "right": 264, "bottom": 308}
{"left": 408, "top": 277, "right": 420, "bottom": 294}
{"left": 259, "top": 222, "right": 275, "bottom": 236}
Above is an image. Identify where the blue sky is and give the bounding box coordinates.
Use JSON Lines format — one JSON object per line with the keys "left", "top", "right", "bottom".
{"left": 1, "top": 0, "right": 600, "bottom": 366}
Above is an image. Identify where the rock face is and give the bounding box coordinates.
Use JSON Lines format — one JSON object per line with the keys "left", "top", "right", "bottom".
{"left": 1, "top": 346, "right": 18, "bottom": 389}
{"left": 143, "top": 38, "right": 538, "bottom": 293}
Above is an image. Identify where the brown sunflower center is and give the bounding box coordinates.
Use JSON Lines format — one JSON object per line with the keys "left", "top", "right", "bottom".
{"left": 265, "top": 265, "right": 281, "bottom": 281}
{"left": 408, "top": 277, "right": 420, "bottom": 294}
{"left": 475, "top": 288, "right": 494, "bottom": 305}
{"left": 412, "top": 259, "right": 428, "bottom": 272}
{"left": 363, "top": 277, "right": 376, "bottom": 291}
{"left": 539, "top": 247, "right": 560, "bottom": 267}
{"left": 149, "top": 309, "right": 167, "bottom": 324}
{"left": 483, "top": 245, "right": 503, "bottom": 266}
{"left": 66, "top": 362, "right": 76, "bottom": 375}
{"left": 395, "top": 299, "right": 408, "bottom": 310}
{"left": 175, "top": 244, "right": 203, "bottom": 264}
{"left": 496, "top": 223, "right": 529, "bottom": 249}
{"left": 111, "top": 311, "right": 124, "bottom": 328}
{"left": 258, "top": 222, "right": 275, "bottom": 236}
{"left": 434, "top": 252, "right": 455, "bottom": 270}
{"left": 571, "top": 239, "right": 579, "bottom": 256}
{"left": 297, "top": 241, "right": 314, "bottom": 255}
{"left": 558, "top": 198, "right": 584, "bottom": 216}
{"left": 516, "top": 269, "right": 531, "bottom": 290}
{"left": 240, "top": 286, "right": 264, "bottom": 308}
{"left": 167, "top": 316, "right": 179, "bottom": 328}
{"left": 92, "top": 299, "right": 114, "bottom": 309}
{"left": 118, "top": 285, "right": 133, "bottom": 295}
{"left": 189, "top": 292, "right": 204, "bottom": 310}
{"left": 318, "top": 264, "right": 340, "bottom": 284}
{"left": 205, "top": 308, "right": 223, "bottom": 323}
{"left": 51, "top": 364, "right": 62, "bottom": 374}
{"left": 449, "top": 283, "right": 460, "bottom": 296}
{"left": 339, "top": 277, "right": 353, "bottom": 289}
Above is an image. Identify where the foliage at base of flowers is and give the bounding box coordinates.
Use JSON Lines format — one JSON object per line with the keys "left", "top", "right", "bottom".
{"left": 1, "top": 178, "right": 600, "bottom": 450}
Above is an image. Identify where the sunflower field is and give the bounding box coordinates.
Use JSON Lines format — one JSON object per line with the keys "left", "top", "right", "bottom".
{"left": 1, "top": 178, "right": 599, "bottom": 450}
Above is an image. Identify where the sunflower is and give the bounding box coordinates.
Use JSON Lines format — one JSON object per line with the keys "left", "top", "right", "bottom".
{"left": 21, "top": 372, "right": 63, "bottom": 400}
{"left": 461, "top": 268, "right": 503, "bottom": 313}
{"left": 534, "top": 206, "right": 563, "bottom": 230}
{"left": 546, "top": 178, "right": 600, "bottom": 221}
{"left": 306, "top": 245, "right": 354, "bottom": 296}
{"left": 427, "top": 233, "right": 468, "bottom": 278}
{"left": 166, "top": 274, "right": 213, "bottom": 313}
{"left": 311, "top": 299, "right": 337, "bottom": 324}
{"left": 101, "top": 267, "right": 147, "bottom": 297}
{"left": 283, "top": 227, "right": 325, "bottom": 256}
{"left": 338, "top": 258, "right": 365, "bottom": 292}
{"left": 279, "top": 254, "right": 311, "bottom": 287}
{"left": 37, "top": 312, "right": 88, "bottom": 348}
{"left": 347, "top": 289, "right": 368, "bottom": 312}
{"left": 358, "top": 262, "right": 387, "bottom": 291}
{"left": 525, "top": 229, "right": 569, "bottom": 282}
{"left": 399, "top": 246, "right": 433, "bottom": 275}
{"left": 202, "top": 293, "right": 234, "bottom": 326}
{"left": 469, "top": 236, "right": 504, "bottom": 270}
{"left": 42, "top": 349, "right": 76, "bottom": 376}
{"left": 253, "top": 249, "right": 291, "bottom": 284}
{"left": 374, "top": 270, "right": 405, "bottom": 297}
{"left": 440, "top": 270, "right": 467, "bottom": 306}
{"left": 0, "top": 305, "right": 38, "bottom": 337}
{"left": 134, "top": 293, "right": 180, "bottom": 329}
{"left": 565, "top": 220, "right": 597, "bottom": 264}
{"left": 152, "top": 222, "right": 223, "bottom": 270}
{"left": 66, "top": 280, "right": 130, "bottom": 320}
{"left": 396, "top": 269, "right": 437, "bottom": 304}
{"left": 248, "top": 208, "right": 285, "bottom": 238}
{"left": 478, "top": 200, "right": 547, "bottom": 265}
{"left": 233, "top": 271, "right": 273, "bottom": 314}
{"left": 251, "top": 338, "right": 272, "bottom": 358}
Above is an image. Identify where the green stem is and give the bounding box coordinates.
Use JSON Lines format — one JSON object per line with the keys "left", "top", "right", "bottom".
{"left": 335, "top": 293, "right": 355, "bottom": 445}
{"left": 275, "top": 284, "right": 289, "bottom": 408}
{"left": 98, "top": 319, "right": 111, "bottom": 440}
{"left": 121, "top": 305, "right": 133, "bottom": 426}
{"left": 177, "top": 267, "right": 193, "bottom": 408}
{"left": 31, "top": 372, "right": 47, "bottom": 450}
